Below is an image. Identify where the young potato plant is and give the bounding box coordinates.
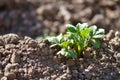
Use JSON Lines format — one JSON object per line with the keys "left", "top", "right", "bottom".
{"left": 47, "top": 23, "right": 105, "bottom": 58}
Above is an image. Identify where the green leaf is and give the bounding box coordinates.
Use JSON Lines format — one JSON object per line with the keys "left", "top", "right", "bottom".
{"left": 93, "top": 28, "right": 105, "bottom": 38}
{"left": 81, "top": 28, "right": 91, "bottom": 38}
{"left": 57, "top": 33, "right": 63, "bottom": 42}
{"left": 57, "top": 48, "right": 71, "bottom": 58}
{"left": 91, "top": 39, "right": 100, "bottom": 48}
{"left": 66, "top": 24, "right": 76, "bottom": 33}
{"left": 72, "top": 34, "right": 82, "bottom": 48}
{"left": 64, "top": 32, "right": 72, "bottom": 41}
{"left": 68, "top": 49, "right": 77, "bottom": 58}
{"left": 76, "top": 23, "right": 81, "bottom": 30}
{"left": 47, "top": 37, "right": 59, "bottom": 43}
{"left": 89, "top": 25, "right": 97, "bottom": 36}
{"left": 57, "top": 48, "right": 66, "bottom": 55}
{"left": 60, "top": 40, "right": 73, "bottom": 48}
{"left": 93, "top": 34, "right": 104, "bottom": 38}
{"left": 81, "top": 23, "right": 88, "bottom": 28}
{"left": 50, "top": 44, "right": 58, "bottom": 48}
{"left": 77, "top": 44, "right": 81, "bottom": 53}
{"left": 95, "top": 28, "right": 105, "bottom": 35}
{"left": 57, "top": 48, "right": 77, "bottom": 58}
{"left": 60, "top": 42, "right": 68, "bottom": 48}
{"left": 57, "top": 48, "right": 64, "bottom": 54}
{"left": 76, "top": 23, "right": 88, "bottom": 31}
{"left": 73, "top": 34, "right": 84, "bottom": 50}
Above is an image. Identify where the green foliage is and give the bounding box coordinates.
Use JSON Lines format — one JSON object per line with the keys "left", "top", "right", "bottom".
{"left": 47, "top": 23, "right": 105, "bottom": 58}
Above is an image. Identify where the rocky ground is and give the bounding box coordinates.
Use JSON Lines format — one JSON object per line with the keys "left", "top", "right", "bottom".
{"left": 0, "top": 0, "right": 120, "bottom": 80}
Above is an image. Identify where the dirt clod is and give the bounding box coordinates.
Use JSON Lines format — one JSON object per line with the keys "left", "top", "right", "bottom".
{"left": 0, "top": 32, "right": 119, "bottom": 79}
{"left": 0, "top": 0, "right": 120, "bottom": 79}
{"left": 3, "top": 33, "right": 20, "bottom": 44}
{"left": 4, "top": 72, "right": 16, "bottom": 80}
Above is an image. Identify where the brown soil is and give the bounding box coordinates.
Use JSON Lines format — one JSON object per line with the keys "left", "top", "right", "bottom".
{"left": 0, "top": 0, "right": 120, "bottom": 37}
{"left": 0, "top": 0, "right": 120, "bottom": 80}
{"left": 0, "top": 32, "right": 120, "bottom": 80}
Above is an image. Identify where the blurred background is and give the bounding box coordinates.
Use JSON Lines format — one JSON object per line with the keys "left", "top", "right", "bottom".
{"left": 0, "top": 0, "right": 120, "bottom": 38}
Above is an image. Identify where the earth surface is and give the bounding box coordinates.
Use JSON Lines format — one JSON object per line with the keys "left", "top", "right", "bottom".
{"left": 0, "top": 0, "right": 120, "bottom": 80}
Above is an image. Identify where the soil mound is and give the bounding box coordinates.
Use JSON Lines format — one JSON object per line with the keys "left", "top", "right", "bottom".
{"left": 0, "top": 32, "right": 120, "bottom": 80}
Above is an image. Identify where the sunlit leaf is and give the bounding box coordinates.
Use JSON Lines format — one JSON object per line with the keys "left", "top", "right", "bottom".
{"left": 81, "top": 28, "right": 91, "bottom": 38}
{"left": 89, "top": 25, "right": 97, "bottom": 36}
{"left": 66, "top": 24, "right": 76, "bottom": 33}
{"left": 57, "top": 48, "right": 66, "bottom": 55}
{"left": 91, "top": 39, "right": 100, "bottom": 48}
{"left": 93, "top": 34, "right": 104, "bottom": 38}
{"left": 76, "top": 23, "right": 88, "bottom": 31}
{"left": 60, "top": 40, "right": 73, "bottom": 48}
{"left": 57, "top": 33, "right": 63, "bottom": 42}
{"left": 95, "top": 28, "right": 105, "bottom": 35}
{"left": 47, "top": 37, "right": 59, "bottom": 43}
{"left": 68, "top": 49, "right": 77, "bottom": 58}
